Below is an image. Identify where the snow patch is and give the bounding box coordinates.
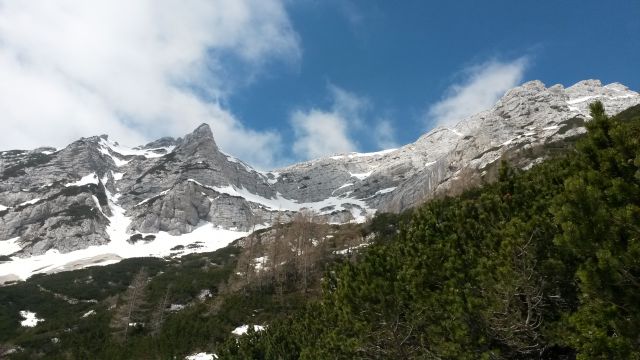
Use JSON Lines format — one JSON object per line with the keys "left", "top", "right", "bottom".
{"left": 82, "top": 310, "right": 96, "bottom": 318}
{"left": 567, "top": 95, "right": 600, "bottom": 105}
{"left": 198, "top": 289, "right": 212, "bottom": 300}
{"left": 221, "top": 151, "right": 256, "bottom": 173}
{"left": 334, "top": 242, "right": 370, "bottom": 255}
{"left": 232, "top": 324, "right": 266, "bottom": 336}
{"left": 185, "top": 353, "right": 218, "bottom": 360}
{"left": 375, "top": 187, "right": 397, "bottom": 195}
{"left": 65, "top": 173, "right": 99, "bottom": 187}
{"left": 99, "top": 138, "right": 175, "bottom": 165}
{"left": 136, "top": 189, "right": 170, "bottom": 206}
{"left": 0, "top": 237, "right": 21, "bottom": 256}
{"left": 0, "top": 204, "right": 9, "bottom": 211}
{"left": 330, "top": 148, "right": 396, "bottom": 160}
{"left": 331, "top": 183, "right": 353, "bottom": 195}
{"left": 567, "top": 94, "right": 635, "bottom": 105}
{"left": 170, "top": 304, "right": 186, "bottom": 312}
{"left": 20, "top": 311, "right": 44, "bottom": 327}
{"left": 447, "top": 128, "right": 464, "bottom": 137}
{"left": 253, "top": 256, "right": 268, "bottom": 271}
{"left": 336, "top": 183, "right": 353, "bottom": 190}
{"left": 350, "top": 171, "right": 373, "bottom": 180}
{"left": 18, "top": 198, "right": 41, "bottom": 207}
{"left": 91, "top": 196, "right": 107, "bottom": 217}
{"left": 265, "top": 172, "right": 281, "bottom": 185}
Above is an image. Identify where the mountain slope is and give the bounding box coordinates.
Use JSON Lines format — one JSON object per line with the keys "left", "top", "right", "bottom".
{"left": 220, "top": 100, "right": 640, "bottom": 359}
{"left": 0, "top": 79, "right": 638, "bottom": 282}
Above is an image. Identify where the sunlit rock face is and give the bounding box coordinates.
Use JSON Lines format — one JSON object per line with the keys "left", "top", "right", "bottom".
{"left": 1, "top": 79, "right": 638, "bottom": 256}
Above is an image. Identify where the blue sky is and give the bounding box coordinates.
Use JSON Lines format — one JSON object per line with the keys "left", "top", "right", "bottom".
{"left": 230, "top": 0, "right": 639, "bottom": 155}
{"left": 0, "top": 0, "right": 638, "bottom": 169}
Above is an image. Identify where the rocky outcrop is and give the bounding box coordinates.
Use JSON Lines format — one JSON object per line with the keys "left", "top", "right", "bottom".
{"left": 0, "top": 79, "right": 638, "bottom": 257}
{"left": 269, "top": 80, "right": 640, "bottom": 213}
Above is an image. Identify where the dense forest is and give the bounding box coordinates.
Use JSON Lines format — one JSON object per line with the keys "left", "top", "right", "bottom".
{"left": 1, "top": 102, "right": 640, "bottom": 359}
{"left": 220, "top": 102, "right": 640, "bottom": 359}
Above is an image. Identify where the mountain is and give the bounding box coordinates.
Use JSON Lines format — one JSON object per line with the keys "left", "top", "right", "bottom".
{"left": 0, "top": 79, "right": 638, "bottom": 282}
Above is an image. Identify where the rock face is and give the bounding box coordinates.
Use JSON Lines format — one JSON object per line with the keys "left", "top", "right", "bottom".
{"left": 0, "top": 79, "right": 639, "bottom": 256}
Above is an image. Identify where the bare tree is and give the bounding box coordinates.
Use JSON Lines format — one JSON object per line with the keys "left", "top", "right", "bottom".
{"left": 110, "top": 267, "right": 149, "bottom": 342}
{"left": 149, "top": 284, "right": 171, "bottom": 336}
{"left": 485, "top": 231, "right": 546, "bottom": 356}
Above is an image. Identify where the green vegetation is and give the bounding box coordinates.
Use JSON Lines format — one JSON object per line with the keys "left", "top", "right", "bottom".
{"left": 220, "top": 102, "right": 640, "bottom": 359}
{"left": 1, "top": 102, "right": 639, "bottom": 359}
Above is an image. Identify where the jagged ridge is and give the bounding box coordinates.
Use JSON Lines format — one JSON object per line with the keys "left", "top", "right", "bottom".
{"left": 0, "top": 79, "right": 638, "bottom": 281}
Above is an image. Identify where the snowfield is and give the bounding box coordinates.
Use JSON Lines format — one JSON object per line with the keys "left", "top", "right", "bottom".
{"left": 187, "top": 178, "right": 374, "bottom": 223}
{"left": 0, "top": 186, "right": 249, "bottom": 283}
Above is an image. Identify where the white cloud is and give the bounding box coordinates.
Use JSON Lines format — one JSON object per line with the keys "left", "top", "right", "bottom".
{"left": 373, "top": 120, "right": 398, "bottom": 149}
{"left": 0, "top": 0, "right": 299, "bottom": 168}
{"left": 291, "top": 84, "right": 369, "bottom": 159}
{"left": 291, "top": 109, "right": 356, "bottom": 159}
{"left": 290, "top": 84, "right": 400, "bottom": 159}
{"left": 290, "top": 85, "right": 365, "bottom": 159}
{"left": 328, "top": 84, "right": 368, "bottom": 123}
{"left": 426, "top": 57, "right": 529, "bottom": 128}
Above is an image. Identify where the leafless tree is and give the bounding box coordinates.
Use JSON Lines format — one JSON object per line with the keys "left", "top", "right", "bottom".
{"left": 149, "top": 284, "right": 171, "bottom": 336}
{"left": 110, "top": 267, "right": 149, "bottom": 342}
{"left": 485, "top": 231, "right": 546, "bottom": 356}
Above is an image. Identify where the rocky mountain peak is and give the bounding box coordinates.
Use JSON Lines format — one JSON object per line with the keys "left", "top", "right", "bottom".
{"left": 567, "top": 79, "right": 603, "bottom": 90}
{"left": 1, "top": 79, "right": 639, "bottom": 282}
{"left": 190, "top": 123, "right": 215, "bottom": 142}
{"left": 175, "top": 123, "right": 218, "bottom": 157}
{"left": 498, "top": 80, "right": 551, "bottom": 104}
{"left": 139, "top": 137, "right": 179, "bottom": 150}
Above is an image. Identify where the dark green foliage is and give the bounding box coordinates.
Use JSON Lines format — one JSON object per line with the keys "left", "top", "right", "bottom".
{"left": 28, "top": 257, "right": 167, "bottom": 302}
{"left": 3, "top": 103, "right": 640, "bottom": 359}
{"left": 224, "top": 103, "right": 640, "bottom": 359}
{"left": 550, "top": 101, "right": 640, "bottom": 359}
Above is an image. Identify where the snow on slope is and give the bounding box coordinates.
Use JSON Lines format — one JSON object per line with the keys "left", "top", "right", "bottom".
{"left": 19, "top": 311, "right": 44, "bottom": 327}
{"left": 0, "top": 238, "right": 21, "bottom": 256}
{"left": 98, "top": 138, "right": 175, "bottom": 167}
{"left": 329, "top": 148, "right": 397, "bottom": 160}
{"left": 232, "top": 324, "right": 266, "bottom": 336}
{"left": 0, "top": 187, "right": 248, "bottom": 283}
{"left": 65, "top": 173, "right": 99, "bottom": 187}
{"left": 187, "top": 179, "right": 373, "bottom": 223}
{"left": 185, "top": 353, "right": 218, "bottom": 360}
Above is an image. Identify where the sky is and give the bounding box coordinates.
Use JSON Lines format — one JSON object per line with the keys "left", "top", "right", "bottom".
{"left": 0, "top": 0, "right": 638, "bottom": 169}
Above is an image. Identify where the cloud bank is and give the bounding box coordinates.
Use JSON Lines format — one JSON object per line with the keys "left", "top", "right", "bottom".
{"left": 290, "top": 84, "right": 397, "bottom": 159}
{"left": 0, "top": 0, "right": 299, "bottom": 168}
{"left": 426, "top": 57, "right": 528, "bottom": 128}
{"left": 291, "top": 85, "right": 362, "bottom": 159}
